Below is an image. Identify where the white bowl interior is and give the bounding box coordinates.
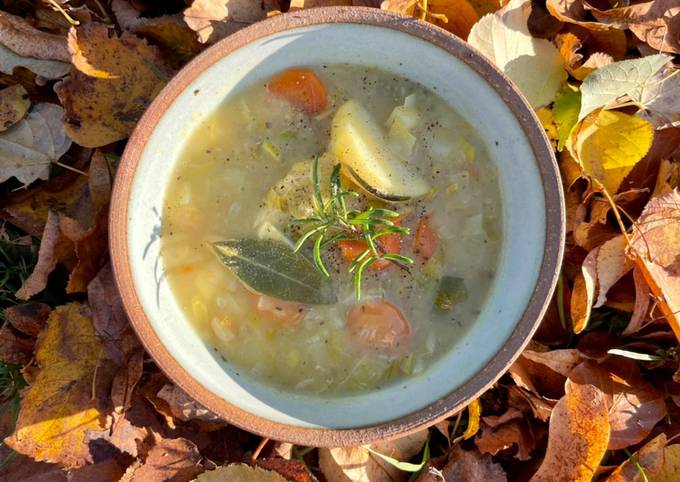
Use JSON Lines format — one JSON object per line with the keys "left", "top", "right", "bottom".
{"left": 127, "top": 23, "right": 545, "bottom": 429}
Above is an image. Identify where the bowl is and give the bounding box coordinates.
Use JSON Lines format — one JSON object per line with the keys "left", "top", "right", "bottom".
{"left": 110, "top": 6, "right": 565, "bottom": 446}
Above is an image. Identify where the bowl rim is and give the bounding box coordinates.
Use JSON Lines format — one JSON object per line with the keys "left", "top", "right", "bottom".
{"left": 110, "top": 6, "right": 565, "bottom": 446}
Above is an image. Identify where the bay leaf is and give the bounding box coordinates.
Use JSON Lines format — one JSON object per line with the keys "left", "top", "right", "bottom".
{"left": 212, "top": 239, "right": 337, "bottom": 305}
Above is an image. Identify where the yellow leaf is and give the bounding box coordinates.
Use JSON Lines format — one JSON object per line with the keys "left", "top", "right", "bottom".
{"left": 536, "top": 107, "right": 558, "bottom": 144}
{"left": 530, "top": 382, "right": 610, "bottom": 482}
{"left": 463, "top": 398, "right": 481, "bottom": 439}
{"left": 568, "top": 110, "right": 653, "bottom": 193}
{"left": 54, "top": 23, "right": 171, "bottom": 148}
{"left": 4, "top": 303, "right": 115, "bottom": 469}
{"left": 381, "top": 0, "right": 480, "bottom": 39}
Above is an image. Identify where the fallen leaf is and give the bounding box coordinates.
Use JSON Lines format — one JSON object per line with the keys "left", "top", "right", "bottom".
{"left": 529, "top": 382, "right": 609, "bottom": 482}
{"left": 463, "top": 398, "right": 481, "bottom": 439}
{"left": 417, "top": 446, "right": 506, "bottom": 482}
{"left": 545, "top": 0, "right": 608, "bottom": 31}
{"left": 570, "top": 247, "right": 596, "bottom": 333}
{"left": 569, "top": 360, "right": 667, "bottom": 450}
{"left": 623, "top": 266, "right": 652, "bottom": 335}
{"left": 507, "top": 385, "right": 555, "bottom": 422}
{"left": 88, "top": 262, "right": 139, "bottom": 364}
{"left": 509, "top": 342, "right": 568, "bottom": 399}
{"left": 0, "top": 455, "right": 66, "bottom": 481}
{"left": 0, "top": 11, "right": 69, "bottom": 62}
{"left": 0, "top": 43, "right": 70, "bottom": 80}
{"left": 254, "top": 458, "right": 320, "bottom": 482}
{"left": 55, "top": 23, "right": 171, "bottom": 148}
{"left": 569, "top": 110, "right": 654, "bottom": 193}
{"left": 381, "top": 0, "right": 480, "bottom": 39}
{"left": 123, "top": 437, "right": 203, "bottom": 482}
{"left": 627, "top": 190, "right": 680, "bottom": 342}
{"left": 0, "top": 84, "right": 29, "bottom": 131}
{"left": 2, "top": 302, "right": 51, "bottom": 337}
{"left": 67, "top": 458, "right": 127, "bottom": 482}
{"left": 0, "top": 323, "right": 34, "bottom": 364}
{"left": 319, "top": 430, "right": 428, "bottom": 482}
{"left": 522, "top": 348, "right": 582, "bottom": 376}
{"left": 157, "top": 383, "right": 223, "bottom": 425}
{"left": 475, "top": 416, "right": 537, "bottom": 460}
{"left": 291, "top": 0, "right": 352, "bottom": 8}
{"left": 553, "top": 85, "right": 581, "bottom": 151}
{"left": 4, "top": 303, "right": 116, "bottom": 469}
{"left": 194, "top": 464, "right": 287, "bottom": 481}
{"left": 0, "top": 102, "right": 72, "bottom": 185}
{"left": 653, "top": 158, "right": 680, "bottom": 197}
{"left": 578, "top": 54, "right": 673, "bottom": 121}
{"left": 183, "top": 0, "right": 276, "bottom": 44}
{"left": 589, "top": 0, "right": 680, "bottom": 54}
{"left": 110, "top": 349, "right": 144, "bottom": 414}
{"left": 468, "top": 0, "right": 566, "bottom": 108}
{"left": 607, "top": 433, "right": 680, "bottom": 482}
{"left": 15, "top": 211, "right": 71, "bottom": 300}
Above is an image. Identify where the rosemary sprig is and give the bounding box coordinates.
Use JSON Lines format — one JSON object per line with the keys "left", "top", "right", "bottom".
{"left": 292, "top": 156, "right": 414, "bottom": 299}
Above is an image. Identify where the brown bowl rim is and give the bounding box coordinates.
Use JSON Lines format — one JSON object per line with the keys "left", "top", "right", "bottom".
{"left": 110, "top": 6, "right": 565, "bottom": 446}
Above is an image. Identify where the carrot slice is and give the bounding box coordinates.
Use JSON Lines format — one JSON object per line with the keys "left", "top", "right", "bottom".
{"left": 255, "top": 294, "right": 307, "bottom": 328}
{"left": 338, "top": 232, "right": 402, "bottom": 272}
{"left": 413, "top": 216, "right": 439, "bottom": 260}
{"left": 267, "top": 68, "right": 327, "bottom": 115}
{"left": 346, "top": 301, "right": 411, "bottom": 352}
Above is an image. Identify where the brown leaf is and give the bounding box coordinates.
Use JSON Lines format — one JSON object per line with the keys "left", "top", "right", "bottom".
{"left": 570, "top": 250, "right": 596, "bottom": 333}
{"left": 4, "top": 303, "right": 116, "bottom": 469}
{"left": 627, "top": 190, "right": 680, "bottom": 342}
{"left": 417, "top": 446, "right": 506, "bottom": 482}
{"left": 607, "top": 433, "right": 680, "bottom": 482}
{"left": 0, "top": 11, "right": 69, "bottom": 62}
{"left": 0, "top": 84, "right": 29, "bottom": 131}
{"left": 67, "top": 458, "right": 127, "bottom": 482}
{"left": 381, "top": 0, "right": 479, "bottom": 39}
{"left": 653, "top": 159, "right": 680, "bottom": 197}
{"left": 157, "top": 383, "right": 224, "bottom": 425}
{"left": 589, "top": 0, "right": 680, "bottom": 54}
{"left": 509, "top": 342, "right": 568, "bottom": 399}
{"left": 0, "top": 324, "right": 34, "bottom": 364}
{"left": 569, "top": 360, "right": 667, "bottom": 450}
{"left": 522, "top": 349, "right": 582, "bottom": 377}
{"left": 319, "top": 430, "right": 428, "bottom": 482}
{"left": 546, "top": 0, "right": 609, "bottom": 30}
{"left": 15, "top": 211, "right": 71, "bottom": 300}
{"left": 0, "top": 455, "right": 66, "bottom": 481}
{"left": 55, "top": 23, "right": 171, "bottom": 148}
{"left": 183, "top": 0, "right": 276, "bottom": 44}
{"left": 475, "top": 416, "right": 537, "bottom": 461}
{"left": 255, "top": 458, "right": 320, "bottom": 482}
{"left": 195, "top": 464, "right": 288, "bottom": 481}
{"left": 507, "top": 385, "right": 555, "bottom": 422}
{"left": 3, "top": 302, "right": 51, "bottom": 337}
{"left": 122, "top": 437, "right": 202, "bottom": 482}
{"left": 529, "top": 383, "right": 609, "bottom": 482}
{"left": 623, "top": 266, "right": 652, "bottom": 335}
{"left": 111, "top": 349, "right": 144, "bottom": 413}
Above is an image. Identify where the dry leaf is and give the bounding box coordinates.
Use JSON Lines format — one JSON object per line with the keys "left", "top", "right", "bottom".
{"left": 529, "top": 382, "right": 609, "bottom": 482}
{"left": 123, "top": 437, "right": 203, "bottom": 482}
{"left": 623, "top": 266, "right": 652, "bottom": 335}
{"left": 522, "top": 349, "right": 582, "bottom": 376}
{"left": 291, "top": 0, "right": 353, "bottom": 9}
{"left": 15, "top": 211, "right": 71, "bottom": 300}
{"left": 468, "top": 0, "right": 566, "bottom": 108}
{"left": 319, "top": 430, "right": 428, "bottom": 482}
{"left": 4, "top": 303, "right": 116, "bottom": 468}
{"left": 589, "top": 0, "right": 680, "bottom": 54}
{"left": 0, "top": 102, "right": 71, "bottom": 185}
{"left": 545, "top": 0, "right": 608, "bottom": 31}
{"left": 2, "top": 302, "right": 51, "bottom": 337}
{"left": 627, "top": 190, "right": 680, "bottom": 341}
{"left": 184, "top": 0, "right": 275, "bottom": 44}
{"left": 0, "top": 11, "right": 69, "bottom": 62}
{"left": 194, "top": 464, "right": 287, "bottom": 481}
{"left": 0, "top": 323, "right": 34, "bottom": 364}
{"left": 381, "top": 0, "right": 480, "bottom": 39}
{"left": 570, "top": 247, "right": 596, "bottom": 333}
{"left": 254, "top": 458, "right": 320, "bottom": 482}
{"left": 568, "top": 110, "right": 654, "bottom": 193}
{"left": 0, "top": 455, "right": 66, "bottom": 481}
{"left": 475, "top": 416, "right": 537, "bottom": 460}
{"left": 0, "top": 84, "right": 29, "bottom": 131}
{"left": 417, "top": 446, "right": 506, "bottom": 482}
{"left": 607, "top": 433, "right": 680, "bottom": 482}
{"left": 157, "top": 384, "right": 223, "bottom": 425}
{"left": 569, "top": 360, "right": 667, "bottom": 450}
{"left": 55, "top": 23, "right": 170, "bottom": 148}
{"left": 0, "top": 43, "right": 70, "bottom": 80}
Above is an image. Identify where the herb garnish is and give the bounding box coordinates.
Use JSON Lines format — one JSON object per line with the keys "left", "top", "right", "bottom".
{"left": 292, "top": 156, "right": 414, "bottom": 299}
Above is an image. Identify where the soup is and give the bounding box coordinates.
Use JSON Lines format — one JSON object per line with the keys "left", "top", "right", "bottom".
{"left": 162, "top": 65, "right": 502, "bottom": 394}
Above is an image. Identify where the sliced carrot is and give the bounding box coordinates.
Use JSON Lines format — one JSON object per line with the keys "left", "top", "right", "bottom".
{"left": 413, "top": 216, "right": 439, "bottom": 260}
{"left": 346, "top": 301, "right": 412, "bottom": 353}
{"left": 267, "top": 68, "right": 327, "bottom": 116}
{"left": 255, "top": 294, "right": 308, "bottom": 328}
{"left": 338, "top": 231, "right": 402, "bottom": 272}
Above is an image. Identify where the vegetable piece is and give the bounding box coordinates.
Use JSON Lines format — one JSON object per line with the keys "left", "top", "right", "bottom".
{"left": 413, "top": 216, "right": 439, "bottom": 260}
{"left": 435, "top": 276, "right": 468, "bottom": 311}
{"left": 329, "top": 99, "right": 431, "bottom": 201}
{"left": 255, "top": 294, "right": 308, "bottom": 328}
{"left": 211, "top": 238, "right": 337, "bottom": 305}
{"left": 346, "top": 301, "right": 412, "bottom": 352}
{"left": 338, "top": 230, "right": 402, "bottom": 272}
{"left": 267, "top": 68, "right": 327, "bottom": 116}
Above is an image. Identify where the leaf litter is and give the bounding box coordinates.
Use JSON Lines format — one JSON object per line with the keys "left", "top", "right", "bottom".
{"left": 0, "top": 0, "right": 679, "bottom": 480}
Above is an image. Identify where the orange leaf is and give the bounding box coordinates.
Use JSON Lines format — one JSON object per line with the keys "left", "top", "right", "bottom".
{"left": 529, "top": 382, "right": 609, "bottom": 482}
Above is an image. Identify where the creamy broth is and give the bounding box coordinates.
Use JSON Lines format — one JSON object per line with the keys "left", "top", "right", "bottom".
{"left": 162, "top": 65, "right": 502, "bottom": 394}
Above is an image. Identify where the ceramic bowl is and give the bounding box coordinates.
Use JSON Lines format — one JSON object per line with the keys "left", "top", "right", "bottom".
{"left": 110, "top": 6, "right": 565, "bottom": 446}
